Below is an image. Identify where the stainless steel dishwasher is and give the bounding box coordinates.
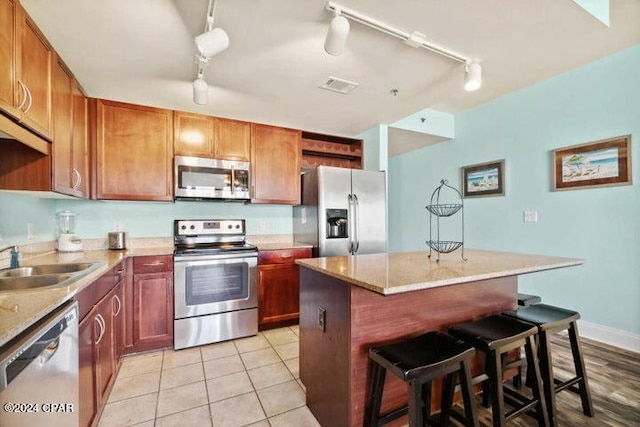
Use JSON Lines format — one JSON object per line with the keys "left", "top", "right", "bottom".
{"left": 0, "top": 301, "right": 79, "bottom": 427}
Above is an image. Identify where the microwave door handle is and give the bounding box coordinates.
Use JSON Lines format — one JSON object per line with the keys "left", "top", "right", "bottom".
{"left": 231, "top": 167, "right": 235, "bottom": 194}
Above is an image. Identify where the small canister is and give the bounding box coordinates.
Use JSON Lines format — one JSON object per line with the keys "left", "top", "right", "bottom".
{"left": 108, "top": 232, "right": 126, "bottom": 250}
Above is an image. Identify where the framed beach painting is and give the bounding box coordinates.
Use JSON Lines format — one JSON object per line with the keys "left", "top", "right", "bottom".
{"left": 552, "top": 135, "right": 632, "bottom": 191}
{"left": 461, "top": 159, "right": 505, "bottom": 198}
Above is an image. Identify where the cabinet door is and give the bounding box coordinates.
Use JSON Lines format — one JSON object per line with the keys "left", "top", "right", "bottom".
{"left": 78, "top": 310, "right": 98, "bottom": 427}
{"left": 0, "top": 0, "right": 19, "bottom": 118}
{"left": 95, "top": 99, "right": 173, "bottom": 201}
{"left": 111, "top": 280, "right": 125, "bottom": 365}
{"left": 250, "top": 123, "right": 301, "bottom": 204}
{"left": 71, "top": 81, "right": 89, "bottom": 197}
{"left": 52, "top": 57, "right": 74, "bottom": 195}
{"left": 215, "top": 118, "right": 250, "bottom": 161}
{"left": 132, "top": 272, "right": 173, "bottom": 351}
{"left": 174, "top": 111, "right": 214, "bottom": 157}
{"left": 17, "top": 7, "right": 53, "bottom": 140}
{"left": 95, "top": 296, "right": 115, "bottom": 407}
{"left": 258, "top": 263, "right": 301, "bottom": 327}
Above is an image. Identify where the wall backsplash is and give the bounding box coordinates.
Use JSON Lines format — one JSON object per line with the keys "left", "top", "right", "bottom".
{"left": 0, "top": 193, "right": 293, "bottom": 245}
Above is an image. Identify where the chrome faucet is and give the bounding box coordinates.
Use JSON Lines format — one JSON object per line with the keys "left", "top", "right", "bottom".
{"left": 0, "top": 246, "right": 20, "bottom": 269}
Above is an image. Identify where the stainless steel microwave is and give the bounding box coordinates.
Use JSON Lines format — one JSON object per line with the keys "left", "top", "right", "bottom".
{"left": 174, "top": 155, "right": 250, "bottom": 201}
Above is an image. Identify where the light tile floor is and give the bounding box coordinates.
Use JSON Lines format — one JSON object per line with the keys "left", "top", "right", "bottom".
{"left": 98, "top": 325, "right": 321, "bottom": 427}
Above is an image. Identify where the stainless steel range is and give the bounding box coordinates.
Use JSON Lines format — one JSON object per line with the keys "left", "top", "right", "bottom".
{"left": 173, "top": 219, "right": 258, "bottom": 350}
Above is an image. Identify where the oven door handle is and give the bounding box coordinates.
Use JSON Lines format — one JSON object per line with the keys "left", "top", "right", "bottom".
{"left": 174, "top": 252, "right": 258, "bottom": 263}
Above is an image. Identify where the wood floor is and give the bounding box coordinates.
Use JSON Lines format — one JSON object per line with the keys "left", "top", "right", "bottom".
{"left": 450, "top": 332, "right": 640, "bottom": 427}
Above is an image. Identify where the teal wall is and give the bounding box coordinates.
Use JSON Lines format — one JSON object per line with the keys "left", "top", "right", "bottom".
{"left": 0, "top": 193, "right": 292, "bottom": 243}
{"left": 389, "top": 45, "right": 640, "bottom": 334}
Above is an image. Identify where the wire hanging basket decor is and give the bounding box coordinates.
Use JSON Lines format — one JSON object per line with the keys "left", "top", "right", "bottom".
{"left": 425, "top": 179, "right": 467, "bottom": 262}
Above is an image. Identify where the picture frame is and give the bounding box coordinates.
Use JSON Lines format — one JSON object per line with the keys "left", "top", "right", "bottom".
{"left": 461, "top": 159, "right": 505, "bottom": 198}
{"left": 552, "top": 135, "right": 632, "bottom": 191}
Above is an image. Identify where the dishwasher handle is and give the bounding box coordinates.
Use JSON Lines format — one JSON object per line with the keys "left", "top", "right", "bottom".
{"left": 0, "top": 301, "right": 78, "bottom": 392}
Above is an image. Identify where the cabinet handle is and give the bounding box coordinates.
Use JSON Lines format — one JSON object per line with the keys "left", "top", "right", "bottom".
{"left": 72, "top": 168, "right": 82, "bottom": 190}
{"left": 23, "top": 84, "right": 33, "bottom": 113}
{"left": 17, "top": 81, "right": 28, "bottom": 111}
{"left": 142, "top": 262, "right": 164, "bottom": 267}
{"left": 94, "top": 314, "right": 106, "bottom": 344}
{"left": 279, "top": 254, "right": 292, "bottom": 259}
{"left": 113, "top": 295, "right": 122, "bottom": 317}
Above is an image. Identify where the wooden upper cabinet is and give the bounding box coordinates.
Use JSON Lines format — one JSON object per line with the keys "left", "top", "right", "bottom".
{"left": 215, "top": 118, "right": 250, "bottom": 161}
{"left": 71, "top": 81, "right": 89, "bottom": 196}
{"left": 95, "top": 99, "right": 173, "bottom": 201}
{"left": 0, "top": 0, "right": 53, "bottom": 140}
{"left": 174, "top": 112, "right": 250, "bottom": 161}
{"left": 173, "top": 111, "right": 215, "bottom": 157}
{"left": 0, "top": 0, "right": 19, "bottom": 119}
{"left": 52, "top": 58, "right": 89, "bottom": 198}
{"left": 250, "top": 123, "right": 301, "bottom": 204}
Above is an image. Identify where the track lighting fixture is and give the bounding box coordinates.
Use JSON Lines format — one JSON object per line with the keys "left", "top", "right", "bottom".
{"left": 324, "top": 10, "right": 350, "bottom": 56}
{"left": 464, "top": 61, "right": 482, "bottom": 91}
{"left": 324, "top": 1, "right": 482, "bottom": 92}
{"left": 192, "top": 0, "right": 229, "bottom": 105}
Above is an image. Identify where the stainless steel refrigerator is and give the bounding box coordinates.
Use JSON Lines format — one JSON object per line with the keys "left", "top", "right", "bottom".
{"left": 293, "top": 166, "right": 386, "bottom": 256}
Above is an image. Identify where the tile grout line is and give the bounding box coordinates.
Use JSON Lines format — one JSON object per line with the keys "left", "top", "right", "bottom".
{"left": 200, "top": 346, "right": 216, "bottom": 427}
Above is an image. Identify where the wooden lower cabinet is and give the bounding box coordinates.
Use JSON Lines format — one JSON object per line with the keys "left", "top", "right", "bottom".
{"left": 76, "top": 262, "right": 125, "bottom": 427}
{"left": 258, "top": 248, "right": 312, "bottom": 329}
{"left": 125, "top": 255, "right": 174, "bottom": 353}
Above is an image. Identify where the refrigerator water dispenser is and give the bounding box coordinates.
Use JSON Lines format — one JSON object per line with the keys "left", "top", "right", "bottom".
{"left": 326, "top": 209, "right": 348, "bottom": 238}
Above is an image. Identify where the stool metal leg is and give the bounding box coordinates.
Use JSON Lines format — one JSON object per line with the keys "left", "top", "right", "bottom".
{"left": 568, "top": 321, "right": 594, "bottom": 417}
{"left": 367, "top": 362, "right": 386, "bottom": 427}
{"left": 524, "top": 335, "right": 550, "bottom": 427}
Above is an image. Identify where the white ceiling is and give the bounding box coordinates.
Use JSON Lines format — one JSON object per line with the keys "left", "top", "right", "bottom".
{"left": 21, "top": 0, "right": 640, "bottom": 138}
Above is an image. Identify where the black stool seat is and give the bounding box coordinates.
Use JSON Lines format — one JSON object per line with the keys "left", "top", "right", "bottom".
{"left": 517, "top": 293, "right": 542, "bottom": 306}
{"left": 503, "top": 304, "right": 594, "bottom": 427}
{"left": 450, "top": 315, "right": 549, "bottom": 427}
{"left": 367, "top": 331, "right": 479, "bottom": 427}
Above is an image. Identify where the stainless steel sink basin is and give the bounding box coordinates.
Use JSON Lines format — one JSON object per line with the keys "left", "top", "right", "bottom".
{"left": 0, "top": 261, "right": 102, "bottom": 293}
{"left": 0, "top": 274, "right": 73, "bottom": 292}
{"left": 0, "top": 263, "right": 94, "bottom": 278}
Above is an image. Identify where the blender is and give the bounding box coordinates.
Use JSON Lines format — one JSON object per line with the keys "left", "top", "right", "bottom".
{"left": 56, "top": 210, "right": 83, "bottom": 252}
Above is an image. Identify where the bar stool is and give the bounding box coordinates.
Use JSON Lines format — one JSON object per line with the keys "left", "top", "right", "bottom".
{"left": 518, "top": 293, "right": 542, "bottom": 307}
{"left": 449, "top": 315, "right": 549, "bottom": 427}
{"left": 503, "top": 304, "right": 594, "bottom": 427}
{"left": 366, "top": 331, "right": 479, "bottom": 427}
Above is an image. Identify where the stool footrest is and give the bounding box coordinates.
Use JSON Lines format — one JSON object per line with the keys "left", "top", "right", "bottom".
{"left": 503, "top": 387, "right": 542, "bottom": 419}
{"left": 554, "top": 376, "right": 582, "bottom": 393}
{"left": 378, "top": 406, "right": 408, "bottom": 425}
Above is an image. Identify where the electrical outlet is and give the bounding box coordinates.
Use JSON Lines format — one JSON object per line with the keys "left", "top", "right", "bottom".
{"left": 318, "top": 307, "right": 326, "bottom": 332}
{"left": 523, "top": 210, "right": 538, "bottom": 223}
{"left": 258, "top": 221, "right": 267, "bottom": 232}
{"left": 27, "top": 223, "right": 35, "bottom": 240}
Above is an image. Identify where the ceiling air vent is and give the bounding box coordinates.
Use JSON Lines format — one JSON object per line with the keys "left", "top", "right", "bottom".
{"left": 318, "top": 76, "right": 359, "bottom": 94}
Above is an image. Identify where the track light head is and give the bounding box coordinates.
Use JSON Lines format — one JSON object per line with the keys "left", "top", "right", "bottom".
{"left": 194, "top": 27, "right": 230, "bottom": 59}
{"left": 193, "top": 77, "right": 209, "bottom": 105}
{"left": 324, "top": 13, "right": 350, "bottom": 56}
{"left": 464, "top": 61, "right": 482, "bottom": 91}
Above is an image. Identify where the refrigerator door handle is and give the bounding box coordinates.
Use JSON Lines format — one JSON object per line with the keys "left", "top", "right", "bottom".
{"left": 347, "top": 194, "right": 355, "bottom": 254}
{"left": 353, "top": 193, "right": 360, "bottom": 253}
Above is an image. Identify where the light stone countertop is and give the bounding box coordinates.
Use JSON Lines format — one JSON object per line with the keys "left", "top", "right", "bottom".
{"left": 0, "top": 246, "right": 174, "bottom": 348}
{"left": 296, "top": 249, "right": 584, "bottom": 295}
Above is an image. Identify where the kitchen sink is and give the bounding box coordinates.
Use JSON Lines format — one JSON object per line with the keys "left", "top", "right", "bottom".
{"left": 0, "top": 274, "right": 74, "bottom": 292}
{"left": 0, "top": 262, "right": 102, "bottom": 293}
{"left": 0, "top": 263, "right": 94, "bottom": 278}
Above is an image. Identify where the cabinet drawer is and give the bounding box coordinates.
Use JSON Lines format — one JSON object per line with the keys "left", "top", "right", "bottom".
{"left": 258, "top": 248, "right": 312, "bottom": 265}
{"left": 75, "top": 261, "right": 124, "bottom": 321}
{"left": 133, "top": 255, "right": 173, "bottom": 274}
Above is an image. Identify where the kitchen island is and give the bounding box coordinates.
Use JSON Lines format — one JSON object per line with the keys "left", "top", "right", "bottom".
{"left": 296, "top": 249, "right": 583, "bottom": 427}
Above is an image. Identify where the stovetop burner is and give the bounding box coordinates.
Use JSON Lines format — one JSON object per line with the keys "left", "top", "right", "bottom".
{"left": 174, "top": 219, "right": 255, "bottom": 256}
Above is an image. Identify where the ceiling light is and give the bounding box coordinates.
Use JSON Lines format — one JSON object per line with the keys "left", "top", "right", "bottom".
{"left": 324, "top": 12, "right": 350, "bottom": 56}
{"left": 193, "top": 77, "right": 208, "bottom": 105}
{"left": 464, "top": 61, "right": 482, "bottom": 91}
{"left": 325, "top": 1, "right": 482, "bottom": 92}
{"left": 194, "top": 27, "right": 229, "bottom": 59}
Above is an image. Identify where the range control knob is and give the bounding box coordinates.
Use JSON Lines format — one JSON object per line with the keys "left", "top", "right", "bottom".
{"left": 181, "top": 225, "right": 186, "bottom": 230}
{"left": 190, "top": 225, "right": 195, "bottom": 230}
{"left": 228, "top": 224, "right": 232, "bottom": 229}
{"left": 235, "top": 224, "right": 240, "bottom": 229}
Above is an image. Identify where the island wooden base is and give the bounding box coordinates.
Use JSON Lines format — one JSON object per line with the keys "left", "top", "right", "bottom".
{"left": 299, "top": 267, "right": 518, "bottom": 427}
